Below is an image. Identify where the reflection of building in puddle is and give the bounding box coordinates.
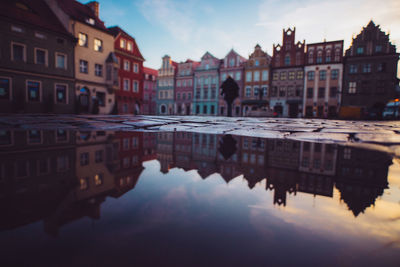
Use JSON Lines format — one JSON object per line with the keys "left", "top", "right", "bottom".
{"left": 0, "top": 130, "right": 148, "bottom": 236}
{"left": 157, "top": 132, "right": 174, "bottom": 174}
{"left": 335, "top": 146, "right": 391, "bottom": 216}
{"left": 0, "top": 129, "right": 76, "bottom": 232}
{"left": 191, "top": 133, "right": 218, "bottom": 179}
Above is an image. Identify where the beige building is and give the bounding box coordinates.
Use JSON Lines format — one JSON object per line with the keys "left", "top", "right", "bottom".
{"left": 46, "top": 0, "right": 118, "bottom": 114}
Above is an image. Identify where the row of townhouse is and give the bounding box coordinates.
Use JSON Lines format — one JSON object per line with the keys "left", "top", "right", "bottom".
{"left": 156, "top": 21, "right": 399, "bottom": 118}
{"left": 0, "top": 0, "right": 158, "bottom": 115}
{"left": 155, "top": 131, "right": 390, "bottom": 216}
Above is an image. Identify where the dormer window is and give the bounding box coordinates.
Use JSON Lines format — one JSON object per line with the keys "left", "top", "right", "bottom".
{"left": 127, "top": 42, "right": 133, "bottom": 51}
{"left": 86, "top": 18, "right": 95, "bottom": 25}
{"left": 120, "top": 39, "right": 126, "bottom": 49}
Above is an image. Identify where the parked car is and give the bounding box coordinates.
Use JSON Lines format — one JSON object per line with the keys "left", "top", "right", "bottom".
{"left": 382, "top": 99, "right": 400, "bottom": 119}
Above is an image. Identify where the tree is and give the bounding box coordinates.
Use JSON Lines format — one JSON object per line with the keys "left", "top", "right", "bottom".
{"left": 218, "top": 134, "right": 237, "bottom": 160}
{"left": 220, "top": 76, "right": 239, "bottom": 117}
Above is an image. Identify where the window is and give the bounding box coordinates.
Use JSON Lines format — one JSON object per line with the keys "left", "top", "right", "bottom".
{"left": 132, "top": 137, "right": 138, "bottom": 148}
{"left": 356, "top": 47, "right": 364, "bottom": 55}
{"left": 255, "top": 60, "right": 259, "bottom": 66}
{"left": 133, "top": 63, "right": 139, "bottom": 73}
{"left": 326, "top": 50, "right": 331, "bottom": 62}
{"left": 56, "top": 53, "right": 66, "bottom": 69}
{"left": 318, "top": 87, "right": 325, "bottom": 98}
{"left": 12, "top": 43, "right": 25, "bottom": 61}
{"left": 246, "top": 87, "right": 251, "bottom": 97}
{"left": 279, "top": 88, "right": 286, "bottom": 97}
{"left": 95, "top": 150, "right": 104, "bottom": 163}
{"left": 334, "top": 49, "right": 341, "bottom": 61}
{"left": 235, "top": 72, "right": 241, "bottom": 80}
{"left": 38, "top": 158, "right": 50, "bottom": 175}
{"left": 319, "top": 70, "right": 326, "bottom": 81}
{"left": 254, "top": 71, "right": 260, "bottom": 81}
{"left": 375, "top": 45, "right": 382, "bottom": 53}
{"left": 229, "top": 58, "right": 235, "bottom": 67}
{"left": 28, "top": 130, "right": 41, "bottom": 144}
{"left": 273, "top": 72, "right": 279, "bottom": 80}
{"left": 56, "top": 129, "right": 67, "bottom": 142}
{"left": 344, "top": 148, "right": 351, "bottom": 159}
{"left": 363, "top": 63, "right": 371, "bottom": 73}
{"left": 35, "top": 48, "right": 47, "bottom": 65}
{"left": 331, "top": 69, "right": 338, "bottom": 80}
{"left": 330, "top": 87, "right": 337, "bottom": 98}
{"left": 0, "top": 78, "right": 11, "bottom": 100}
{"left": 57, "top": 155, "right": 69, "bottom": 172}
{"left": 80, "top": 152, "right": 89, "bottom": 166}
{"left": 262, "top": 70, "right": 268, "bottom": 81}
{"left": 254, "top": 87, "right": 260, "bottom": 96}
{"left": 307, "top": 88, "right": 313, "bottom": 99}
{"left": 120, "top": 39, "right": 126, "bottom": 48}
{"left": 246, "top": 72, "right": 252, "bottom": 82}
{"left": 78, "top": 33, "right": 88, "bottom": 47}
{"left": 79, "top": 60, "right": 88, "bottom": 73}
{"left": 349, "top": 64, "right": 358, "bottom": 74}
{"left": 316, "top": 51, "right": 323, "bottom": 63}
{"left": 307, "top": 71, "right": 315, "bottom": 81}
{"left": 262, "top": 86, "right": 268, "bottom": 97}
{"left": 348, "top": 82, "right": 356, "bottom": 94}
{"left": 96, "top": 92, "right": 105, "bottom": 106}
{"left": 123, "top": 79, "right": 130, "bottom": 91}
{"left": 80, "top": 178, "right": 89, "bottom": 190}
{"left": 27, "top": 81, "right": 40, "bottom": 102}
{"left": 284, "top": 54, "right": 291, "bottom": 65}
{"left": 308, "top": 51, "right": 314, "bottom": 64}
{"left": 94, "top": 38, "right": 103, "bottom": 52}
{"left": 297, "top": 71, "right": 303, "bottom": 80}
{"left": 288, "top": 71, "right": 295, "bottom": 80}
{"left": 94, "top": 174, "right": 103, "bottom": 186}
{"left": 55, "top": 84, "right": 67, "bottom": 104}
{"left": 377, "top": 63, "right": 386, "bottom": 72}
{"left": 133, "top": 81, "right": 139, "bottom": 92}
{"left": 222, "top": 73, "right": 227, "bottom": 82}
{"left": 127, "top": 42, "right": 133, "bottom": 51}
{"left": 280, "top": 72, "right": 287, "bottom": 80}
{"left": 95, "top": 64, "right": 103, "bottom": 76}
{"left": 124, "top": 60, "right": 130, "bottom": 71}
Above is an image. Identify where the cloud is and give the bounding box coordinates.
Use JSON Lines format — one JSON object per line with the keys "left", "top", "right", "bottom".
{"left": 257, "top": 0, "right": 400, "bottom": 50}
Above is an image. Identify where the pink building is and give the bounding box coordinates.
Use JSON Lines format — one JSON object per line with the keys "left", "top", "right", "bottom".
{"left": 219, "top": 49, "right": 247, "bottom": 116}
{"left": 142, "top": 67, "right": 157, "bottom": 115}
{"left": 175, "top": 60, "right": 200, "bottom": 115}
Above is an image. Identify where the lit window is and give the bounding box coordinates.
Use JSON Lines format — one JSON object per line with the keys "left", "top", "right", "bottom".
{"left": 348, "top": 82, "right": 356, "bottom": 94}
{"left": 273, "top": 72, "right": 279, "bottom": 80}
{"left": 78, "top": 33, "right": 88, "bottom": 47}
{"left": 280, "top": 72, "right": 287, "bottom": 80}
{"left": 80, "top": 177, "right": 89, "bottom": 190}
{"left": 297, "top": 71, "right": 303, "bottom": 80}
{"left": 94, "top": 38, "right": 103, "bottom": 52}
{"left": 79, "top": 60, "right": 88, "bottom": 73}
{"left": 55, "top": 84, "right": 67, "bottom": 104}
{"left": 94, "top": 174, "right": 103, "bottom": 186}
{"left": 127, "top": 42, "right": 133, "bottom": 51}
{"left": 288, "top": 71, "right": 295, "bottom": 80}
{"left": 120, "top": 39, "right": 126, "bottom": 48}
{"left": 27, "top": 81, "right": 40, "bottom": 102}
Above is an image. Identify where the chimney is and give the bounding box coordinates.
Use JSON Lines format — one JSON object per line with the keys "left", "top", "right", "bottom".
{"left": 86, "top": 1, "right": 99, "bottom": 18}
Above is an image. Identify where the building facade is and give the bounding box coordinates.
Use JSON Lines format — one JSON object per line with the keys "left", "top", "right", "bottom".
{"left": 156, "top": 55, "right": 177, "bottom": 115}
{"left": 48, "top": 0, "right": 118, "bottom": 115}
{"left": 175, "top": 60, "right": 199, "bottom": 115}
{"left": 242, "top": 44, "right": 271, "bottom": 115}
{"left": 193, "top": 52, "right": 220, "bottom": 116}
{"left": 108, "top": 26, "right": 144, "bottom": 115}
{"left": 0, "top": 0, "right": 75, "bottom": 114}
{"left": 303, "top": 40, "right": 344, "bottom": 118}
{"left": 219, "top": 49, "right": 246, "bottom": 116}
{"left": 342, "top": 21, "right": 399, "bottom": 114}
{"left": 271, "top": 28, "right": 305, "bottom": 117}
{"left": 142, "top": 67, "right": 157, "bottom": 115}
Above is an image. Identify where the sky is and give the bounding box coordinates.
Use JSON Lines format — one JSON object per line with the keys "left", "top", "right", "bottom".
{"left": 85, "top": 0, "right": 400, "bottom": 71}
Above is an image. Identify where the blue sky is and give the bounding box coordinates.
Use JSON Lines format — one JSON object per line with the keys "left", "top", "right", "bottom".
{"left": 86, "top": 0, "right": 400, "bottom": 71}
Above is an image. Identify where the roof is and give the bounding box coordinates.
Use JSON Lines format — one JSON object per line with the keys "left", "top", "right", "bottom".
{"left": 58, "top": 0, "right": 109, "bottom": 33}
{"left": 107, "top": 26, "right": 145, "bottom": 61}
{"left": 0, "top": 0, "right": 72, "bottom": 38}
{"left": 143, "top": 67, "right": 158, "bottom": 76}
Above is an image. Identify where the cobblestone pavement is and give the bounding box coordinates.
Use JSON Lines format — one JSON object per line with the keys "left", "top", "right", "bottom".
{"left": 2, "top": 114, "right": 400, "bottom": 157}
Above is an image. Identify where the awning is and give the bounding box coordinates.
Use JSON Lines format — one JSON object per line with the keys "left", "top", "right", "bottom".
{"left": 241, "top": 100, "right": 268, "bottom": 105}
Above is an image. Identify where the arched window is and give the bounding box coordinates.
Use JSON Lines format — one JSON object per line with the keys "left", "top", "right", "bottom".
{"left": 326, "top": 49, "right": 331, "bottom": 62}
{"left": 284, "top": 54, "right": 291, "bottom": 66}
{"left": 308, "top": 51, "right": 314, "bottom": 64}
{"left": 316, "top": 50, "right": 323, "bottom": 63}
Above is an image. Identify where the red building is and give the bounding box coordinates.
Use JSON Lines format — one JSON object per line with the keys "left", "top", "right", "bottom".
{"left": 108, "top": 26, "right": 144, "bottom": 114}
{"left": 142, "top": 67, "right": 158, "bottom": 115}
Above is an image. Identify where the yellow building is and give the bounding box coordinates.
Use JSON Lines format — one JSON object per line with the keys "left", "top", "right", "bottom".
{"left": 46, "top": 0, "right": 118, "bottom": 114}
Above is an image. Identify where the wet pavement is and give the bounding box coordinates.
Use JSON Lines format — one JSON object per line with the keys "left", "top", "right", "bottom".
{"left": 0, "top": 116, "right": 400, "bottom": 266}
